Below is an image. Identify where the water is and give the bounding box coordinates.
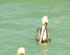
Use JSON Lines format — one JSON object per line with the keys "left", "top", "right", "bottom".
{"left": 0, "top": 0, "right": 70, "bottom": 55}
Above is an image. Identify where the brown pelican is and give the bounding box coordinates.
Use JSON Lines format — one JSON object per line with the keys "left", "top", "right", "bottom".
{"left": 17, "top": 47, "right": 25, "bottom": 55}
{"left": 36, "top": 16, "right": 51, "bottom": 43}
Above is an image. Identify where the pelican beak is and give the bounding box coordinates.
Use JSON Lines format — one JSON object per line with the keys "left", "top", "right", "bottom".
{"left": 39, "top": 25, "right": 46, "bottom": 43}
{"left": 42, "top": 23, "right": 46, "bottom": 35}
{"left": 39, "top": 23, "right": 47, "bottom": 43}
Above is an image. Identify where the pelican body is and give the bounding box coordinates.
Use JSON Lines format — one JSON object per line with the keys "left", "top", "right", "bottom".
{"left": 36, "top": 16, "right": 51, "bottom": 43}
{"left": 17, "top": 47, "right": 25, "bottom": 55}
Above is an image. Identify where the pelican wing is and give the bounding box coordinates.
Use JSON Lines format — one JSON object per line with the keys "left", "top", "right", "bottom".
{"left": 36, "top": 27, "right": 42, "bottom": 41}
{"left": 46, "top": 29, "right": 51, "bottom": 41}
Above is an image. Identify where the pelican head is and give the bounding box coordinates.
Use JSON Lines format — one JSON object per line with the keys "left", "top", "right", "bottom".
{"left": 42, "top": 16, "right": 49, "bottom": 25}
{"left": 17, "top": 47, "right": 25, "bottom": 55}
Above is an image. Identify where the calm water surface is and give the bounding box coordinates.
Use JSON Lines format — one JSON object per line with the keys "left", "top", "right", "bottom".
{"left": 0, "top": 0, "right": 70, "bottom": 55}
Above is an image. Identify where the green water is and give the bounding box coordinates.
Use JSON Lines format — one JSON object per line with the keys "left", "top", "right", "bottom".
{"left": 0, "top": 0, "right": 70, "bottom": 55}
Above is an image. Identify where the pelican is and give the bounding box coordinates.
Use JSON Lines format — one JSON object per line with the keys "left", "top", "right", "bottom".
{"left": 17, "top": 47, "right": 25, "bottom": 55}
{"left": 36, "top": 16, "right": 51, "bottom": 43}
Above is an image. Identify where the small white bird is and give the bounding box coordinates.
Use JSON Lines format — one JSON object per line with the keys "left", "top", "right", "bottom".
{"left": 17, "top": 47, "right": 25, "bottom": 55}
{"left": 36, "top": 16, "right": 51, "bottom": 43}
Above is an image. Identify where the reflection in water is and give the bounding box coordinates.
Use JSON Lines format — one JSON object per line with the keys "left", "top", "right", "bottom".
{"left": 40, "top": 42, "right": 50, "bottom": 55}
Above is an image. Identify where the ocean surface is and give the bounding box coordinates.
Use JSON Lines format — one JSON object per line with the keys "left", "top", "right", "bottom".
{"left": 0, "top": 0, "right": 70, "bottom": 55}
